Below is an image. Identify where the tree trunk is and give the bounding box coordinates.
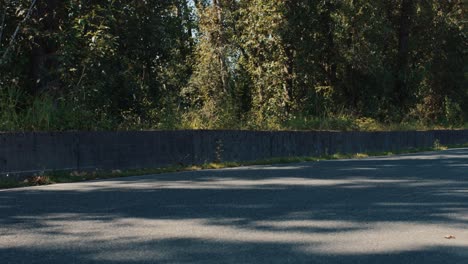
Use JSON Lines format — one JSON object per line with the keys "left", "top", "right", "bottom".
{"left": 324, "top": 1, "right": 337, "bottom": 87}
{"left": 283, "top": 0, "right": 297, "bottom": 114}
{"left": 0, "top": 7, "right": 6, "bottom": 45}
{"left": 345, "top": 1, "right": 357, "bottom": 111}
{"left": 213, "top": 0, "right": 228, "bottom": 94}
{"left": 29, "top": 0, "right": 63, "bottom": 95}
{"left": 181, "top": 0, "right": 194, "bottom": 50}
{"left": 284, "top": 46, "right": 294, "bottom": 104}
{"left": 393, "top": 0, "right": 414, "bottom": 111}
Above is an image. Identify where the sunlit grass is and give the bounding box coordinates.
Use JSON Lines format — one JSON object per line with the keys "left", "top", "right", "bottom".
{"left": 283, "top": 115, "right": 467, "bottom": 132}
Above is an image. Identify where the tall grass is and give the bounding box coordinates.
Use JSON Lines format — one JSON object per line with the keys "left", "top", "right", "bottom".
{"left": 0, "top": 86, "right": 466, "bottom": 132}
{"left": 0, "top": 86, "right": 24, "bottom": 131}
{"left": 282, "top": 115, "right": 458, "bottom": 132}
{"left": 0, "top": 86, "right": 100, "bottom": 131}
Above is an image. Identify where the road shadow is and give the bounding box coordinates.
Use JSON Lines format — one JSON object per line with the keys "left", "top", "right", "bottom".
{"left": 1, "top": 149, "right": 468, "bottom": 263}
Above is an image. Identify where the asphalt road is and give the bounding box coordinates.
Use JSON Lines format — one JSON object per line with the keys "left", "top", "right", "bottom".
{"left": 1, "top": 149, "right": 468, "bottom": 264}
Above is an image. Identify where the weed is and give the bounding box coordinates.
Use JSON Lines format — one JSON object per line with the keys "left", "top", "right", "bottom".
{"left": 25, "top": 175, "right": 52, "bottom": 186}
{"left": 433, "top": 139, "right": 448, "bottom": 151}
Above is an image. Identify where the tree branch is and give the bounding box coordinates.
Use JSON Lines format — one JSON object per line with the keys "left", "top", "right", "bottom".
{"left": 0, "top": 5, "right": 7, "bottom": 46}
{"left": 0, "top": 0, "right": 37, "bottom": 65}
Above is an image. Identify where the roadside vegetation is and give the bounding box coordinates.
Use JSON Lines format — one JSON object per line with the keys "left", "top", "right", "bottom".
{"left": 1, "top": 142, "right": 466, "bottom": 190}
{"left": 1, "top": 1, "right": 467, "bottom": 188}
{"left": 0, "top": 1, "right": 466, "bottom": 132}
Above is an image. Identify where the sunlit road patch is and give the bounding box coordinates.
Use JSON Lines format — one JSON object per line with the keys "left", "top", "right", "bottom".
{"left": 1, "top": 149, "right": 468, "bottom": 263}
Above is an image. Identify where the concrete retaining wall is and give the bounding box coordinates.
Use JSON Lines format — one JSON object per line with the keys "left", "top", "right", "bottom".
{"left": 1, "top": 130, "right": 468, "bottom": 178}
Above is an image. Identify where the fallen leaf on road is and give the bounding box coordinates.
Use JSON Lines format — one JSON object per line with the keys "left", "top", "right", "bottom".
{"left": 444, "top": 235, "right": 456, "bottom": 239}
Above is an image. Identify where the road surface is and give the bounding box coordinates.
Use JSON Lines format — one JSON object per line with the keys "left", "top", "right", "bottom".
{"left": 1, "top": 149, "right": 468, "bottom": 263}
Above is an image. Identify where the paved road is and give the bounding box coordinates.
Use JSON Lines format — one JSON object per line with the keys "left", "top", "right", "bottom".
{"left": 1, "top": 149, "right": 468, "bottom": 264}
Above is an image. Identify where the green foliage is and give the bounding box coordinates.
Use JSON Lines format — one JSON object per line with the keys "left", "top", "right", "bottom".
{"left": 444, "top": 96, "right": 463, "bottom": 127}
{"left": 284, "top": 115, "right": 358, "bottom": 131}
{"left": 0, "top": 0, "right": 466, "bottom": 131}
{"left": 239, "top": 0, "right": 291, "bottom": 126}
{"left": 182, "top": 1, "right": 239, "bottom": 128}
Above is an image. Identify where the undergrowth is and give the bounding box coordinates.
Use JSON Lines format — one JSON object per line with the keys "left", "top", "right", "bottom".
{"left": 1, "top": 87, "right": 466, "bottom": 132}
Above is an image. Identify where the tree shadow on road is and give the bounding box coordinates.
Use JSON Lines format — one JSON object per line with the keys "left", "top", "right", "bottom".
{"left": 1, "top": 149, "right": 468, "bottom": 263}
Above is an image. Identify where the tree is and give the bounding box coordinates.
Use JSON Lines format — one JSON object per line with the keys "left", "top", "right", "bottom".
{"left": 182, "top": 0, "right": 239, "bottom": 128}
{"left": 393, "top": 0, "right": 415, "bottom": 114}
{"left": 238, "top": 0, "right": 291, "bottom": 127}
{"left": 0, "top": 0, "right": 466, "bottom": 131}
